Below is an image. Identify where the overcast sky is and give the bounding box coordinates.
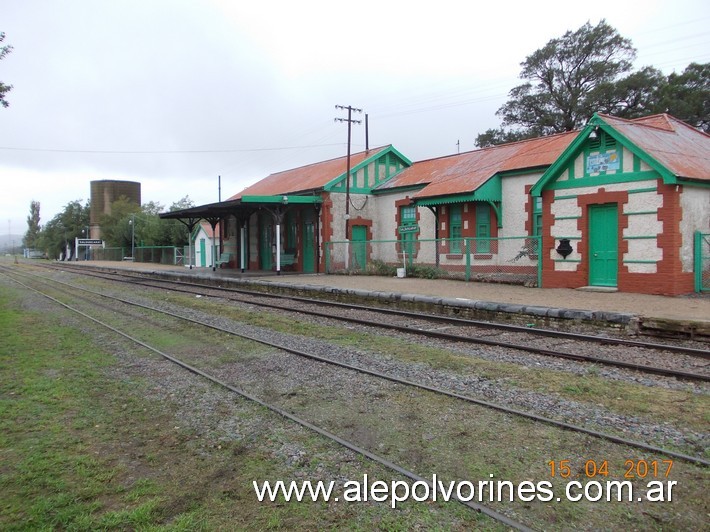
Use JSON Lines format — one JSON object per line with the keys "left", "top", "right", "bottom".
{"left": 2, "top": 0, "right": 709, "bottom": 237}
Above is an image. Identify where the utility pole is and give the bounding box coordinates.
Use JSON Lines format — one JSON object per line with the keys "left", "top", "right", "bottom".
{"left": 335, "top": 104, "right": 362, "bottom": 241}
{"left": 456, "top": 139, "right": 460, "bottom": 154}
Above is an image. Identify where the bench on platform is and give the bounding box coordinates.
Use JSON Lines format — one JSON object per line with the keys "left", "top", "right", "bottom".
{"left": 280, "top": 253, "right": 296, "bottom": 266}
{"left": 215, "top": 252, "right": 233, "bottom": 267}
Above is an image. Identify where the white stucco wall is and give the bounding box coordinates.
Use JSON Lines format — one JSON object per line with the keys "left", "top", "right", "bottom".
{"left": 680, "top": 186, "right": 710, "bottom": 272}
{"left": 500, "top": 173, "right": 543, "bottom": 238}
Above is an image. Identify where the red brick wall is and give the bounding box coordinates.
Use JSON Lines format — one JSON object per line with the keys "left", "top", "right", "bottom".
{"left": 320, "top": 193, "right": 333, "bottom": 271}
{"left": 541, "top": 180, "right": 693, "bottom": 295}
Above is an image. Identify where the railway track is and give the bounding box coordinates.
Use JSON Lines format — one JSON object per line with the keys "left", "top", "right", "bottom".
{"left": 3, "top": 264, "right": 709, "bottom": 530}
{"left": 35, "top": 262, "right": 710, "bottom": 383}
{"left": 1, "top": 269, "right": 534, "bottom": 531}
{"left": 3, "top": 264, "right": 708, "bottom": 466}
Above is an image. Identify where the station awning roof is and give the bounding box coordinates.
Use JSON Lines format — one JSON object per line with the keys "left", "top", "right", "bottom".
{"left": 159, "top": 195, "right": 322, "bottom": 221}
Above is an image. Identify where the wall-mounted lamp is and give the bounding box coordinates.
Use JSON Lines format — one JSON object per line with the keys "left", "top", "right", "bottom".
{"left": 282, "top": 195, "right": 289, "bottom": 204}
{"left": 588, "top": 127, "right": 599, "bottom": 140}
{"left": 556, "top": 238, "right": 573, "bottom": 259}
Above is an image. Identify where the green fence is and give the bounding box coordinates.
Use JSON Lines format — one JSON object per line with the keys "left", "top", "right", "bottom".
{"left": 325, "top": 236, "right": 541, "bottom": 286}
{"left": 89, "top": 247, "right": 125, "bottom": 261}
{"left": 695, "top": 231, "right": 710, "bottom": 293}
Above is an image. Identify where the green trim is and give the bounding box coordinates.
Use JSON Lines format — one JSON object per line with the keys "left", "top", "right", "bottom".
{"left": 415, "top": 193, "right": 477, "bottom": 205}
{"left": 623, "top": 235, "right": 657, "bottom": 240}
{"left": 553, "top": 236, "right": 582, "bottom": 240}
{"left": 591, "top": 117, "right": 678, "bottom": 185}
{"left": 623, "top": 260, "right": 658, "bottom": 264}
{"left": 415, "top": 175, "right": 502, "bottom": 206}
{"left": 531, "top": 113, "right": 681, "bottom": 197}
{"left": 554, "top": 215, "right": 581, "bottom": 220}
{"left": 241, "top": 195, "right": 322, "bottom": 204}
{"left": 544, "top": 170, "right": 658, "bottom": 191}
{"left": 625, "top": 211, "right": 658, "bottom": 216}
{"left": 531, "top": 123, "right": 595, "bottom": 196}
{"left": 633, "top": 154, "right": 641, "bottom": 172}
{"left": 324, "top": 146, "right": 412, "bottom": 194}
{"left": 627, "top": 187, "right": 657, "bottom": 194}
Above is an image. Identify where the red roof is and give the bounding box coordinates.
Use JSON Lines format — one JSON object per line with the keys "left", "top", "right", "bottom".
{"left": 229, "top": 146, "right": 390, "bottom": 199}
{"left": 597, "top": 114, "right": 710, "bottom": 181}
{"left": 379, "top": 132, "right": 577, "bottom": 199}
{"left": 198, "top": 221, "right": 218, "bottom": 238}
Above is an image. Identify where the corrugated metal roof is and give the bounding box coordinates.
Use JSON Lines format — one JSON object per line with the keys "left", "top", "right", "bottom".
{"left": 598, "top": 113, "right": 710, "bottom": 181}
{"left": 228, "top": 146, "right": 389, "bottom": 199}
{"left": 198, "top": 221, "right": 218, "bottom": 238}
{"left": 379, "top": 131, "right": 577, "bottom": 199}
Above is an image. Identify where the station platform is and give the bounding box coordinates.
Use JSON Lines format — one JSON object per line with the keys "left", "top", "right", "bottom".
{"left": 54, "top": 260, "right": 710, "bottom": 339}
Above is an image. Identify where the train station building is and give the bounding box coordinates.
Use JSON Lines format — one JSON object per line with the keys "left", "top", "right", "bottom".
{"left": 161, "top": 113, "right": 710, "bottom": 296}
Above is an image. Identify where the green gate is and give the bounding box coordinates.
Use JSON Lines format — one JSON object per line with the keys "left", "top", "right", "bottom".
{"left": 695, "top": 231, "right": 710, "bottom": 292}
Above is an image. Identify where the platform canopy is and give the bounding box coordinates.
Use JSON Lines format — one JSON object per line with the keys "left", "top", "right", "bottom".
{"left": 159, "top": 194, "right": 322, "bottom": 221}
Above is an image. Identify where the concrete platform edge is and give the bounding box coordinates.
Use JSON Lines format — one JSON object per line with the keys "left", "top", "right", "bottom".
{"left": 149, "top": 269, "right": 642, "bottom": 334}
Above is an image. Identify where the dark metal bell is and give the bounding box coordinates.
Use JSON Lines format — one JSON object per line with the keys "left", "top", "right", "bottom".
{"left": 556, "top": 238, "right": 573, "bottom": 259}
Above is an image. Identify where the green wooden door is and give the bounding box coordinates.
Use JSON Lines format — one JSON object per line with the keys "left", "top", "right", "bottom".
{"left": 259, "top": 218, "right": 273, "bottom": 271}
{"left": 302, "top": 220, "right": 315, "bottom": 273}
{"left": 199, "top": 238, "right": 206, "bottom": 267}
{"left": 588, "top": 204, "right": 618, "bottom": 287}
{"left": 351, "top": 225, "right": 367, "bottom": 271}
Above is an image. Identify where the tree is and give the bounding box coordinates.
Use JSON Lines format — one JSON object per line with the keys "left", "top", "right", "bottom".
{"left": 476, "top": 22, "right": 710, "bottom": 148}
{"left": 592, "top": 66, "right": 667, "bottom": 119}
{"left": 23, "top": 200, "right": 41, "bottom": 249}
{"left": 98, "top": 197, "right": 141, "bottom": 249}
{"left": 0, "top": 32, "right": 13, "bottom": 108}
{"left": 476, "top": 20, "right": 639, "bottom": 147}
{"left": 654, "top": 62, "right": 709, "bottom": 132}
{"left": 163, "top": 196, "right": 195, "bottom": 247}
{"left": 36, "top": 200, "right": 90, "bottom": 259}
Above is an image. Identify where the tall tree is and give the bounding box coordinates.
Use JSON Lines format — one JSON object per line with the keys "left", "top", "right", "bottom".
{"left": 36, "top": 200, "right": 90, "bottom": 259}
{"left": 0, "top": 32, "right": 13, "bottom": 108}
{"left": 23, "top": 200, "right": 41, "bottom": 249}
{"left": 654, "top": 62, "right": 709, "bottom": 132}
{"left": 476, "top": 20, "right": 642, "bottom": 147}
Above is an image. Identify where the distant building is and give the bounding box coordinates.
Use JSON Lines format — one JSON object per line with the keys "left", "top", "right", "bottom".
{"left": 90, "top": 180, "right": 141, "bottom": 239}
{"left": 192, "top": 221, "right": 219, "bottom": 268}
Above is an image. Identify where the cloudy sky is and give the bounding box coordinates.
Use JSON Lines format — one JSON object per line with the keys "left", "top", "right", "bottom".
{"left": 2, "top": 0, "right": 708, "bottom": 236}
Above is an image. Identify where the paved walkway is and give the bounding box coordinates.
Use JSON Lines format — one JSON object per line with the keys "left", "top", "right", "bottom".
{"left": 58, "top": 260, "right": 709, "bottom": 324}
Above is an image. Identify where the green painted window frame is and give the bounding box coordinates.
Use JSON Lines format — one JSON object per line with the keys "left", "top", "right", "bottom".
{"left": 475, "top": 203, "right": 491, "bottom": 254}
{"left": 449, "top": 205, "right": 462, "bottom": 253}
{"left": 400, "top": 205, "right": 416, "bottom": 225}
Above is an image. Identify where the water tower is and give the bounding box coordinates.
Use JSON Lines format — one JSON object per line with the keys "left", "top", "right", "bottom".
{"left": 90, "top": 180, "right": 141, "bottom": 239}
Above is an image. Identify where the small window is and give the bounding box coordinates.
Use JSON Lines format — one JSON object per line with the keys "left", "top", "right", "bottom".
{"left": 401, "top": 205, "right": 416, "bottom": 225}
